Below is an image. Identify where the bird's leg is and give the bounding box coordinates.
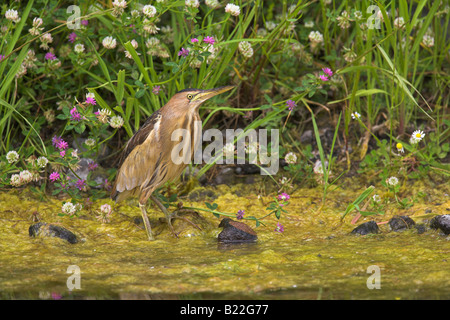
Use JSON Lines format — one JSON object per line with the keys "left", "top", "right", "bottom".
{"left": 139, "top": 203, "right": 154, "bottom": 241}
{"left": 150, "top": 195, "right": 178, "bottom": 238}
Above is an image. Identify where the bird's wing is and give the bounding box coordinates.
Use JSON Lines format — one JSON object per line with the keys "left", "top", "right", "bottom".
{"left": 111, "top": 109, "right": 162, "bottom": 200}
{"left": 115, "top": 109, "right": 161, "bottom": 170}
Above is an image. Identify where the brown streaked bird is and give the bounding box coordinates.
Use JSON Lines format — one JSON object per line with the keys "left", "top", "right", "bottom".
{"left": 111, "top": 86, "right": 235, "bottom": 240}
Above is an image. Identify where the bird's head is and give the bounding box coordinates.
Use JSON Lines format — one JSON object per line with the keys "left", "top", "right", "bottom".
{"left": 168, "top": 86, "right": 235, "bottom": 113}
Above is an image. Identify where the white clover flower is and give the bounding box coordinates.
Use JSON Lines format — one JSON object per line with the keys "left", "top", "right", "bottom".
{"left": 238, "top": 41, "right": 254, "bottom": 58}
{"left": 394, "top": 17, "right": 405, "bottom": 29}
{"left": 109, "top": 115, "right": 124, "bottom": 129}
{"left": 112, "top": 0, "right": 127, "bottom": 8}
{"left": 344, "top": 50, "right": 357, "bottom": 63}
{"left": 15, "top": 64, "right": 27, "bottom": 79}
{"left": 246, "top": 141, "right": 258, "bottom": 154}
{"left": 422, "top": 34, "right": 434, "bottom": 47}
{"left": 143, "top": 4, "right": 157, "bottom": 17}
{"left": 6, "top": 151, "right": 19, "bottom": 164}
{"left": 19, "top": 170, "right": 33, "bottom": 184}
{"left": 225, "top": 3, "right": 240, "bottom": 16}
{"left": 86, "top": 92, "right": 95, "bottom": 99}
{"left": 223, "top": 142, "right": 235, "bottom": 157}
{"left": 372, "top": 194, "right": 381, "bottom": 203}
{"left": 102, "top": 36, "right": 117, "bottom": 49}
{"left": 308, "top": 31, "right": 323, "bottom": 43}
{"left": 74, "top": 43, "right": 85, "bottom": 54}
{"left": 313, "top": 160, "right": 328, "bottom": 175}
{"left": 85, "top": 138, "right": 96, "bottom": 147}
{"left": 387, "top": 176, "right": 399, "bottom": 186}
{"left": 142, "top": 19, "right": 160, "bottom": 34}
{"left": 125, "top": 39, "right": 140, "bottom": 58}
{"left": 353, "top": 10, "right": 363, "bottom": 21}
{"left": 100, "top": 203, "right": 112, "bottom": 215}
{"left": 265, "top": 21, "right": 277, "bottom": 31}
{"left": 284, "top": 152, "right": 297, "bottom": 165}
{"left": 205, "top": 0, "right": 219, "bottom": 8}
{"left": 29, "top": 17, "right": 44, "bottom": 35}
{"left": 131, "top": 9, "right": 140, "bottom": 18}
{"left": 5, "top": 9, "right": 20, "bottom": 23}
{"left": 10, "top": 174, "right": 22, "bottom": 187}
{"left": 351, "top": 112, "right": 361, "bottom": 119}
{"left": 62, "top": 202, "right": 77, "bottom": 216}
{"left": 95, "top": 108, "right": 112, "bottom": 123}
{"left": 145, "top": 37, "right": 161, "bottom": 49}
{"left": 337, "top": 10, "right": 351, "bottom": 29}
{"left": 39, "top": 33, "right": 53, "bottom": 50}
{"left": 33, "top": 17, "right": 43, "bottom": 28}
{"left": 185, "top": 0, "right": 200, "bottom": 8}
{"left": 304, "top": 20, "right": 314, "bottom": 28}
{"left": 36, "top": 156, "right": 49, "bottom": 168}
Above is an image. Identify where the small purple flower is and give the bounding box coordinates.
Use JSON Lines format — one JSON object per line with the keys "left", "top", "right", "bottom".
{"left": 88, "top": 161, "right": 98, "bottom": 171}
{"left": 68, "top": 32, "right": 77, "bottom": 43}
{"left": 57, "top": 140, "right": 69, "bottom": 150}
{"left": 152, "top": 85, "right": 161, "bottom": 95}
{"left": 236, "top": 210, "right": 245, "bottom": 220}
{"left": 51, "top": 292, "right": 62, "bottom": 300}
{"left": 286, "top": 100, "right": 296, "bottom": 111}
{"left": 49, "top": 172, "right": 60, "bottom": 182}
{"left": 81, "top": 20, "right": 89, "bottom": 26}
{"left": 0, "top": 55, "right": 5, "bottom": 61}
{"left": 128, "top": 24, "right": 137, "bottom": 33}
{"left": 59, "top": 150, "right": 66, "bottom": 157}
{"left": 178, "top": 47, "right": 189, "bottom": 57}
{"left": 103, "top": 178, "right": 112, "bottom": 191}
{"left": 86, "top": 96, "right": 96, "bottom": 105}
{"left": 319, "top": 75, "right": 329, "bottom": 81}
{"left": 191, "top": 38, "right": 199, "bottom": 43}
{"left": 45, "top": 52, "right": 56, "bottom": 61}
{"left": 52, "top": 136, "right": 62, "bottom": 147}
{"left": 275, "top": 222, "right": 284, "bottom": 233}
{"left": 203, "top": 36, "right": 215, "bottom": 45}
{"left": 278, "top": 193, "right": 290, "bottom": 201}
{"left": 75, "top": 179, "right": 86, "bottom": 190}
{"left": 70, "top": 107, "right": 82, "bottom": 121}
{"left": 322, "top": 67, "right": 333, "bottom": 77}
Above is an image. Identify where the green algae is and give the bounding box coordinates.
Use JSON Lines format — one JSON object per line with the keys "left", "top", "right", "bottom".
{"left": 0, "top": 181, "right": 449, "bottom": 300}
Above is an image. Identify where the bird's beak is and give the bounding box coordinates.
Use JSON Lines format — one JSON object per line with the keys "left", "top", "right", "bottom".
{"left": 191, "top": 85, "right": 235, "bottom": 103}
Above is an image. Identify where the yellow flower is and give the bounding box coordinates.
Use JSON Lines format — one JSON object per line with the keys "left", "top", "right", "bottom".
{"left": 396, "top": 143, "right": 404, "bottom": 153}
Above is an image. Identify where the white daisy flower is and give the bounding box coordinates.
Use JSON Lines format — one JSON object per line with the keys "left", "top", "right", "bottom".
{"left": 411, "top": 130, "right": 425, "bottom": 142}
{"left": 351, "top": 112, "right": 361, "bottom": 119}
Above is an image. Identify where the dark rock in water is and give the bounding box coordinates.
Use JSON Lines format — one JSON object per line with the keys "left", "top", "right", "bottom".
{"left": 239, "top": 164, "right": 260, "bottom": 175}
{"left": 29, "top": 222, "right": 78, "bottom": 244}
{"left": 388, "top": 215, "right": 415, "bottom": 231}
{"left": 415, "top": 224, "right": 427, "bottom": 234}
{"left": 429, "top": 215, "right": 450, "bottom": 235}
{"left": 351, "top": 221, "right": 379, "bottom": 235}
{"left": 218, "top": 218, "right": 257, "bottom": 243}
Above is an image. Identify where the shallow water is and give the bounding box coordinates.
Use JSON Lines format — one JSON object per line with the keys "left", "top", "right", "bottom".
{"left": 0, "top": 183, "right": 449, "bottom": 300}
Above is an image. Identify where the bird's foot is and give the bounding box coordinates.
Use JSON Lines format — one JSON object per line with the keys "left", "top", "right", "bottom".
{"left": 163, "top": 210, "right": 202, "bottom": 238}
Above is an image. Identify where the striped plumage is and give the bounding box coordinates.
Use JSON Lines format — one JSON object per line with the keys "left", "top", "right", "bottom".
{"left": 111, "top": 86, "right": 235, "bottom": 240}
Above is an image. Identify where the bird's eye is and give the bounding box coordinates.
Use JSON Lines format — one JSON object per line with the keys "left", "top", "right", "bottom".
{"left": 187, "top": 94, "right": 193, "bottom": 100}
